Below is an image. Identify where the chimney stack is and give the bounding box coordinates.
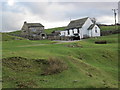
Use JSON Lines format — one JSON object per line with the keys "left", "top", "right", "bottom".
{"left": 24, "top": 21, "right": 27, "bottom": 24}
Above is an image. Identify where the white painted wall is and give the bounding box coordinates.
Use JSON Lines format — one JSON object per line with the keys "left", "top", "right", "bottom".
{"left": 88, "top": 25, "right": 100, "bottom": 37}
{"left": 82, "top": 18, "right": 93, "bottom": 37}
{"left": 60, "top": 31, "right": 68, "bottom": 36}
{"left": 60, "top": 31, "right": 65, "bottom": 36}
{"left": 69, "top": 29, "right": 73, "bottom": 36}
{"left": 79, "top": 28, "right": 83, "bottom": 38}
{"left": 91, "top": 25, "right": 100, "bottom": 37}
{"left": 73, "top": 29, "right": 78, "bottom": 34}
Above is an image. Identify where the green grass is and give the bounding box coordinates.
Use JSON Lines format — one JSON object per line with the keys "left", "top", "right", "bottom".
{"left": 2, "top": 33, "right": 25, "bottom": 41}
{"left": 2, "top": 33, "right": 119, "bottom": 88}
{"left": 45, "top": 26, "right": 66, "bottom": 34}
{"left": 8, "top": 30, "right": 21, "bottom": 35}
{"left": 99, "top": 25, "right": 120, "bottom": 31}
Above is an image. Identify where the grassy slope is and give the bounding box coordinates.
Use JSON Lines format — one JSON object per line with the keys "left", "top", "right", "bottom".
{"left": 2, "top": 34, "right": 119, "bottom": 88}
{"left": 99, "top": 25, "right": 120, "bottom": 31}
{"left": 8, "top": 30, "right": 21, "bottom": 35}
{"left": 45, "top": 26, "right": 66, "bottom": 34}
{"left": 2, "top": 33, "right": 25, "bottom": 41}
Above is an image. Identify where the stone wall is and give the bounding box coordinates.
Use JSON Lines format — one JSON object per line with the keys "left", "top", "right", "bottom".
{"left": 47, "top": 36, "right": 71, "bottom": 41}
{"left": 101, "top": 29, "right": 120, "bottom": 36}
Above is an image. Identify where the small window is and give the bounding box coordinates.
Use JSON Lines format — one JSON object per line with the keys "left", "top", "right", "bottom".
{"left": 32, "top": 34, "right": 37, "bottom": 36}
{"left": 67, "top": 30, "right": 69, "bottom": 35}
{"left": 77, "top": 29, "right": 79, "bottom": 33}
{"left": 30, "top": 28, "right": 36, "bottom": 32}
{"left": 72, "top": 30, "right": 74, "bottom": 34}
{"left": 95, "top": 27, "right": 97, "bottom": 33}
{"left": 64, "top": 32, "right": 66, "bottom": 35}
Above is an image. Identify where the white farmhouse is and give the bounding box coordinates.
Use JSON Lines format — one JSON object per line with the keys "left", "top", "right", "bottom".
{"left": 60, "top": 17, "right": 100, "bottom": 39}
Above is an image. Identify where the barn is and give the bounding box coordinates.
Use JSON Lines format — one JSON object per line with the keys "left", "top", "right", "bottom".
{"left": 60, "top": 17, "right": 100, "bottom": 39}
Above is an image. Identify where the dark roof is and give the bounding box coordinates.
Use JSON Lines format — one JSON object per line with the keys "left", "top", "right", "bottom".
{"left": 66, "top": 17, "right": 89, "bottom": 29}
{"left": 52, "top": 31, "right": 60, "bottom": 36}
{"left": 26, "top": 23, "right": 44, "bottom": 27}
{"left": 52, "top": 30, "right": 61, "bottom": 33}
{"left": 88, "top": 24, "right": 95, "bottom": 30}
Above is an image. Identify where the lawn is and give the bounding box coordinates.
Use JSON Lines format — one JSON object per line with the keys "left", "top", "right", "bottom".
{"left": 2, "top": 34, "right": 119, "bottom": 88}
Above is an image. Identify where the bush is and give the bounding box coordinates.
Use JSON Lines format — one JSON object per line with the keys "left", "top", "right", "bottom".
{"left": 41, "top": 57, "right": 68, "bottom": 75}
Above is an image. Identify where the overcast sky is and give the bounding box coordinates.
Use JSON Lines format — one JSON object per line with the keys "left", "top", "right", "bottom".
{"left": 1, "top": 0, "right": 119, "bottom": 32}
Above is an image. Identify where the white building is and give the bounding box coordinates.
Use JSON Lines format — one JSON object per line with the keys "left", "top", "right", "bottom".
{"left": 60, "top": 17, "right": 100, "bottom": 39}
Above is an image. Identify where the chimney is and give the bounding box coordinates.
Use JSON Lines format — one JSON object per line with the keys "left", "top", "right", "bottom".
{"left": 24, "top": 21, "right": 27, "bottom": 24}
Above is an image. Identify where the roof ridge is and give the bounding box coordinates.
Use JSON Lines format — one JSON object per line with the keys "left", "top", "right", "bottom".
{"left": 66, "top": 17, "right": 89, "bottom": 29}
{"left": 71, "top": 17, "right": 89, "bottom": 22}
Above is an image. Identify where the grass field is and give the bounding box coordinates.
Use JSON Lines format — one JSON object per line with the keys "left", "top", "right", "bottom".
{"left": 99, "top": 25, "right": 120, "bottom": 31}
{"left": 2, "top": 33, "right": 119, "bottom": 88}
{"left": 2, "top": 33, "right": 25, "bottom": 41}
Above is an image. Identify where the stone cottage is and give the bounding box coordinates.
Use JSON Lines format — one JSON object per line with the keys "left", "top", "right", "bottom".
{"left": 21, "top": 21, "right": 46, "bottom": 39}
{"left": 60, "top": 17, "right": 100, "bottom": 39}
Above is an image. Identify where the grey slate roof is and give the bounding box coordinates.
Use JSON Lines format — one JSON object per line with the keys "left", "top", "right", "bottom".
{"left": 66, "top": 17, "right": 89, "bottom": 29}
{"left": 88, "top": 24, "right": 95, "bottom": 30}
{"left": 26, "top": 23, "right": 44, "bottom": 27}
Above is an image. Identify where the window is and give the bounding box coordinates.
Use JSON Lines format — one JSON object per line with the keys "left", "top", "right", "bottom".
{"left": 68, "top": 30, "right": 70, "bottom": 35}
{"left": 64, "top": 32, "right": 66, "bottom": 36}
{"left": 30, "top": 28, "right": 36, "bottom": 32}
{"left": 32, "top": 34, "right": 37, "bottom": 37}
{"left": 77, "top": 29, "right": 79, "bottom": 33}
{"left": 95, "top": 27, "right": 97, "bottom": 33}
{"left": 72, "top": 30, "right": 74, "bottom": 34}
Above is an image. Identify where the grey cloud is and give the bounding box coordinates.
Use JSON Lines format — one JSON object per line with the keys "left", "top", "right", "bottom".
{"left": 1, "top": 2, "right": 119, "bottom": 32}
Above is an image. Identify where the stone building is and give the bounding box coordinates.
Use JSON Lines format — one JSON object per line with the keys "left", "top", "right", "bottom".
{"left": 21, "top": 21, "right": 46, "bottom": 39}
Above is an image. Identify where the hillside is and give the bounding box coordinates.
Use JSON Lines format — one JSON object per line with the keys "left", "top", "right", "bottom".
{"left": 2, "top": 33, "right": 25, "bottom": 41}
{"left": 2, "top": 34, "right": 119, "bottom": 88}
{"left": 8, "top": 30, "right": 21, "bottom": 35}
{"left": 99, "top": 25, "right": 120, "bottom": 31}
{"left": 45, "top": 26, "right": 66, "bottom": 34}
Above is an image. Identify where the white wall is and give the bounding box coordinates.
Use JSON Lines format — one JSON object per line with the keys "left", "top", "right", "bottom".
{"left": 82, "top": 18, "right": 93, "bottom": 37}
{"left": 73, "top": 29, "right": 78, "bottom": 34}
{"left": 69, "top": 29, "right": 73, "bottom": 36}
{"left": 60, "top": 31, "right": 68, "bottom": 36}
{"left": 88, "top": 25, "right": 100, "bottom": 37}
{"left": 91, "top": 25, "right": 100, "bottom": 37}
{"left": 79, "top": 28, "right": 83, "bottom": 38}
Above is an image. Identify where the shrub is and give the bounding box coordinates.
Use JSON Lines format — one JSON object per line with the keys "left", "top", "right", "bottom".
{"left": 41, "top": 57, "right": 68, "bottom": 75}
